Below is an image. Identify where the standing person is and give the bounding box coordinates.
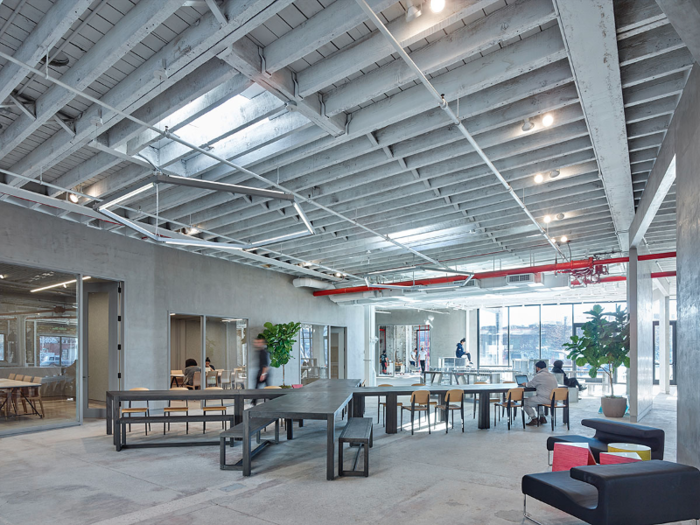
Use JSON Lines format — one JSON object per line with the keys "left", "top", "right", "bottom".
{"left": 380, "top": 350, "right": 388, "bottom": 374}
{"left": 522, "top": 361, "right": 559, "bottom": 426}
{"left": 409, "top": 348, "right": 417, "bottom": 369}
{"left": 253, "top": 336, "right": 270, "bottom": 405}
{"left": 455, "top": 338, "right": 473, "bottom": 365}
{"left": 418, "top": 346, "right": 427, "bottom": 372}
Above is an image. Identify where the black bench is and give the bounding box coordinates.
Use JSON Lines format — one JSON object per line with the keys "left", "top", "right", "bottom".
{"left": 117, "top": 414, "right": 235, "bottom": 450}
{"left": 220, "top": 417, "right": 279, "bottom": 471}
{"left": 546, "top": 418, "right": 665, "bottom": 463}
{"left": 522, "top": 460, "right": 700, "bottom": 525}
{"left": 339, "top": 417, "right": 373, "bottom": 477}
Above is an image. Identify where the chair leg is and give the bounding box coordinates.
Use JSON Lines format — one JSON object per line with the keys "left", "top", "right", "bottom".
{"left": 411, "top": 410, "right": 414, "bottom": 435}
{"left": 428, "top": 408, "right": 431, "bottom": 434}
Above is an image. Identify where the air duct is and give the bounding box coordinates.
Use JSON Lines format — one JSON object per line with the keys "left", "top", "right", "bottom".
{"left": 293, "top": 278, "right": 335, "bottom": 290}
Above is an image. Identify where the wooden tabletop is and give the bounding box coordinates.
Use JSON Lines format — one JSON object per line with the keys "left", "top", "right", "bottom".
{"left": 0, "top": 379, "right": 42, "bottom": 388}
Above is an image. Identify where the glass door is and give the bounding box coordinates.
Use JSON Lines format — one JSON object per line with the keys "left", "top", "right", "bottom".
{"left": 653, "top": 320, "right": 676, "bottom": 385}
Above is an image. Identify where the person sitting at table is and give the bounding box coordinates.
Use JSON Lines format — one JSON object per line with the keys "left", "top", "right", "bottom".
{"left": 551, "top": 360, "right": 586, "bottom": 391}
{"left": 455, "top": 338, "right": 473, "bottom": 365}
{"left": 522, "top": 361, "right": 559, "bottom": 426}
{"left": 205, "top": 357, "right": 215, "bottom": 370}
{"left": 183, "top": 358, "right": 201, "bottom": 387}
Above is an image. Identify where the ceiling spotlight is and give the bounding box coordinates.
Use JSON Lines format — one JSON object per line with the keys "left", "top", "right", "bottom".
{"left": 560, "top": 235, "right": 568, "bottom": 243}
{"left": 430, "top": 0, "right": 445, "bottom": 12}
{"left": 68, "top": 193, "right": 79, "bottom": 203}
{"left": 335, "top": 272, "right": 343, "bottom": 278}
{"left": 0, "top": 274, "right": 4, "bottom": 279}
{"left": 187, "top": 226, "right": 200, "bottom": 235}
{"left": 549, "top": 169, "right": 560, "bottom": 179}
{"left": 543, "top": 215, "right": 552, "bottom": 224}
{"left": 542, "top": 113, "right": 554, "bottom": 127}
{"left": 555, "top": 213, "right": 565, "bottom": 221}
{"left": 522, "top": 118, "right": 534, "bottom": 132}
{"left": 405, "top": 0, "right": 422, "bottom": 21}
{"left": 534, "top": 173, "right": 544, "bottom": 184}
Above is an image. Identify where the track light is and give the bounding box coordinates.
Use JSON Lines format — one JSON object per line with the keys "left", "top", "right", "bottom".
{"left": 430, "top": 0, "right": 445, "bottom": 12}
{"left": 542, "top": 113, "right": 554, "bottom": 127}
{"left": 522, "top": 118, "right": 534, "bottom": 132}
{"left": 534, "top": 173, "right": 544, "bottom": 184}
{"left": 68, "top": 193, "right": 79, "bottom": 203}
{"left": 549, "top": 169, "right": 560, "bottom": 179}
{"left": 560, "top": 236, "right": 568, "bottom": 243}
{"left": 405, "top": 0, "right": 422, "bottom": 21}
{"left": 543, "top": 215, "right": 551, "bottom": 224}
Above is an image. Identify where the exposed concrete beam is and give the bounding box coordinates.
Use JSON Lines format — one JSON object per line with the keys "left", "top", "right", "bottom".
{"left": 656, "top": 0, "right": 700, "bottom": 62}
{"left": 2, "top": 0, "right": 185, "bottom": 185}
{"left": 555, "top": 0, "right": 636, "bottom": 251}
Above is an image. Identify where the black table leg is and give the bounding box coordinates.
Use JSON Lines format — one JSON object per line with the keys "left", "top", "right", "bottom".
{"left": 327, "top": 414, "right": 335, "bottom": 480}
{"left": 243, "top": 411, "right": 251, "bottom": 476}
{"left": 106, "top": 394, "right": 112, "bottom": 435}
{"left": 478, "top": 392, "right": 490, "bottom": 429}
{"left": 234, "top": 397, "right": 244, "bottom": 426}
{"left": 352, "top": 393, "right": 365, "bottom": 417}
{"left": 436, "top": 392, "right": 446, "bottom": 422}
{"left": 286, "top": 418, "right": 293, "bottom": 440}
{"left": 385, "top": 393, "right": 398, "bottom": 434}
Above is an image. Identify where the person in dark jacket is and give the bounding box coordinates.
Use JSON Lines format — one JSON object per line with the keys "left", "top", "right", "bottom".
{"left": 552, "top": 360, "right": 586, "bottom": 391}
{"left": 183, "top": 358, "right": 201, "bottom": 387}
{"left": 380, "top": 351, "right": 389, "bottom": 374}
{"left": 252, "top": 336, "right": 270, "bottom": 405}
{"left": 455, "top": 338, "right": 473, "bottom": 364}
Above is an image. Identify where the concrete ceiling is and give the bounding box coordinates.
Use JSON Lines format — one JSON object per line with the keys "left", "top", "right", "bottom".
{"left": 0, "top": 0, "right": 684, "bottom": 294}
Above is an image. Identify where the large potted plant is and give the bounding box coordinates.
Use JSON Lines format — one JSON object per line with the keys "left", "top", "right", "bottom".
{"left": 260, "top": 321, "right": 301, "bottom": 387}
{"left": 562, "top": 304, "right": 630, "bottom": 417}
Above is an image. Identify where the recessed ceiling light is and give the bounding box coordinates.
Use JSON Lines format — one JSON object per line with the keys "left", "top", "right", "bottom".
{"left": 522, "top": 118, "right": 534, "bottom": 132}
{"left": 68, "top": 193, "right": 79, "bottom": 203}
{"left": 560, "top": 236, "right": 568, "bottom": 243}
{"left": 431, "top": 0, "right": 445, "bottom": 12}
{"left": 534, "top": 173, "right": 544, "bottom": 184}
{"left": 542, "top": 114, "right": 554, "bottom": 127}
{"left": 549, "top": 169, "right": 560, "bottom": 179}
{"left": 555, "top": 213, "right": 565, "bottom": 221}
{"left": 543, "top": 215, "right": 552, "bottom": 224}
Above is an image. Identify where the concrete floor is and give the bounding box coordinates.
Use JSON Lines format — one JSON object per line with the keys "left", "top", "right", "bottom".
{"left": 0, "top": 386, "right": 684, "bottom": 525}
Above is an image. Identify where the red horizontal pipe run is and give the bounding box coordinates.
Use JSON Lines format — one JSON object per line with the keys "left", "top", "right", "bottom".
{"left": 314, "top": 251, "right": 677, "bottom": 297}
{"left": 599, "top": 271, "right": 676, "bottom": 283}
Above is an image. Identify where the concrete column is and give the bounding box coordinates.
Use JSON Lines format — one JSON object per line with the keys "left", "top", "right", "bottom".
{"left": 363, "top": 305, "right": 376, "bottom": 387}
{"left": 466, "top": 309, "right": 478, "bottom": 362}
{"left": 628, "top": 247, "right": 654, "bottom": 422}
{"left": 655, "top": 289, "right": 670, "bottom": 395}
{"left": 662, "top": 295, "right": 671, "bottom": 395}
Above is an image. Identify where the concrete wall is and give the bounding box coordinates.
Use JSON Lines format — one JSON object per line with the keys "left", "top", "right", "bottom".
{"left": 675, "top": 65, "right": 700, "bottom": 468}
{"left": 376, "top": 309, "right": 466, "bottom": 366}
{"left": 0, "top": 202, "right": 365, "bottom": 395}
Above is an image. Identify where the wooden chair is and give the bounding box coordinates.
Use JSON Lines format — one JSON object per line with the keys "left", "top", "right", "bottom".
{"left": 401, "top": 390, "right": 432, "bottom": 435}
{"left": 202, "top": 387, "right": 227, "bottom": 433}
{"left": 434, "top": 389, "right": 464, "bottom": 433}
{"left": 473, "top": 381, "right": 501, "bottom": 421}
{"left": 263, "top": 386, "right": 282, "bottom": 389}
{"left": 411, "top": 383, "right": 438, "bottom": 407}
{"left": 233, "top": 368, "right": 246, "bottom": 389}
{"left": 163, "top": 387, "right": 189, "bottom": 434}
{"left": 185, "top": 371, "right": 201, "bottom": 390}
{"left": 494, "top": 388, "right": 525, "bottom": 430}
{"left": 538, "top": 387, "right": 570, "bottom": 430}
{"left": 8, "top": 373, "right": 16, "bottom": 380}
{"left": 205, "top": 369, "right": 218, "bottom": 387}
{"left": 377, "top": 384, "right": 402, "bottom": 427}
{"left": 220, "top": 370, "right": 231, "bottom": 389}
{"left": 27, "top": 377, "right": 45, "bottom": 418}
{"left": 122, "top": 388, "right": 151, "bottom": 434}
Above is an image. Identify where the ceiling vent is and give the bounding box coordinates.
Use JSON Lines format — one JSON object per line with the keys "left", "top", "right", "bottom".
{"left": 506, "top": 273, "right": 538, "bottom": 286}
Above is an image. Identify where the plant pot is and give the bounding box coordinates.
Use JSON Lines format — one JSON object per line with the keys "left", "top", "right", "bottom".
{"left": 601, "top": 396, "right": 627, "bottom": 418}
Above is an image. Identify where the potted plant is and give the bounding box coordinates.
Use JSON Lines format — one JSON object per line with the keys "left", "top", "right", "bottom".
{"left": 260, "top": 321, "right": 301, "bottom": 387}
{"left": 562, "top": 304, "right": 630, "bottom": 417}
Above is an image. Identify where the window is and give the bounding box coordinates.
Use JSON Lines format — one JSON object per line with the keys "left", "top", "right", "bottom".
{"left": 0, "top": 333, "right": 4, "bottom": 361}
{"left": 541, "top": 305, "right": 573, "bottom": 365}
{"left": 39, "top": 335, "right": 77, "bottom": 366}
{"left": 508, "top": 306, "right": 540, "bottom": 363}
{"left": 479, "top": 308, "right": 508, "bottom": 366}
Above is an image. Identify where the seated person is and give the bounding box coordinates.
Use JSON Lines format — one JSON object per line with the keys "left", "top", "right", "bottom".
{"left": 455, "top": 338, "right": 473, "bottom": 364}
{"left": 205, "top": 357, "right": 215, "bottom": 370}
{"left": 551, "top": 360, "right": 586, "bottom": 391}
{"left": 523, "top": 361, "right": 559, "bottom": 426}
{"left": 183, "top": 358, "right": 201, "bottom": 387}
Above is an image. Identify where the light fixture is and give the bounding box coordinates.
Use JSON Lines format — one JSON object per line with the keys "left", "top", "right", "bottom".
{"left": 549, "top": 169, "right": 560, "bottom": 179}
{"left": 430, "top": 0, "right": 445, "bottom": 12}
{"left": 543, "top": 215, "right": 551, "bottom": 224}
{"left": 555, "top": 213, "right": 565, "bottom": 221}
{"left": 31, "top": 276, "right": 91, "bottom": 293}
{"left": 534, "top": 173, "right": 544, "bottom": 184}
{"left": 170, "top": 313, "right": 176, "bottom": 316}
{"left": 405, "top": 0, "right": 422, "bottom": 21}
{"left": 187, "top": 226, "right": 200, "bottom": 235}
{"left": 0, "top": 274, "right": 4, "bottom": 279}
{"left": 68, "top": 193, "right": 79, "bottom": 203}
{"left": 293, "top": 202, "right": 314, "bottom": 235}
{"left": 521, "top": 118, "right": 534, "bottom": 132}
{"left": 542, "top": 113, "right": 554, "bottom": 127}
{"left": 335, "top": 272, "right": 343, "bottom": 278}
{"left": 560, "top": 236, "right": 568, "bottom": 243}
{"left": 163, "top": 239, "right": 245, "bottom": 251}
{"left": 248, "top": 230, "right": 311, "bottom": 248}
{"left": 97, "top": 182, "right": 154, "bottom": 210}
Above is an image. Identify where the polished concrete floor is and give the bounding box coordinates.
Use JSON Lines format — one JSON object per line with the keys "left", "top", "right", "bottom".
{"left": 0, "top": 386, "right": 683, "bottom": 525}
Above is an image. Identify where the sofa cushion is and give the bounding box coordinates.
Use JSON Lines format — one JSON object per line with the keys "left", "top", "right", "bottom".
{"left": 581, "top": 419, "right": 664, "bottom": 459}
{"left": 522, "top": 471, "right": 598, "bottom": 523}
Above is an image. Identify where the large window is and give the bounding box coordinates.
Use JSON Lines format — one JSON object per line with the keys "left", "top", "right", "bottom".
{"left": 479, "top": 308, "right": 508, "bottom": 366}
{"left": 541, "top": 305, "right": 573, "bottom": 365}
{"left": 508, "top": 306, "right": 539, "bottom": 363}
{"left": 0, "top": 333, "right": 4, "bottom": 361}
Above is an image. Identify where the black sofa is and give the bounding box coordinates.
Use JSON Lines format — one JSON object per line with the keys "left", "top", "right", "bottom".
{"left": 546, "top": 418, "right": 665, "bottom": 462}
{"left": 522, "top": 460, "right": 700, "bottom": 525}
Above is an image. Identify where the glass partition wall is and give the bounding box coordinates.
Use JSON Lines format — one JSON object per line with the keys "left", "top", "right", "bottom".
{"left": 169, "top": 314, "right": 248, "bottom": 390}
{"left": 0, "top": 262, "right": 82, "bottom": 435}
{"left": 299, "top": 323, "right": 329, "bottom": 385}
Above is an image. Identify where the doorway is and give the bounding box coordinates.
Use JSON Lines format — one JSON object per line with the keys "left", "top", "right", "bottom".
{"left": 653, "top": 320, "right": 676, "bottom": 385}
{"left": 330, "top": 326, "right": 346, "bottom": 379}
{"left": 82, "top": 280, "right": 122, "bottom": 418}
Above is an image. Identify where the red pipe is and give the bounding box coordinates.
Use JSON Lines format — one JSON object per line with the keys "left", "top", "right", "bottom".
{"left": 314, "top": 251, "right": 677, "bottom": 297}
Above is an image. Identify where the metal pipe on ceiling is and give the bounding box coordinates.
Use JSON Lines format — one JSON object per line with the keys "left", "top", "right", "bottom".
{"left": 353, "top": 0, "right": 567, "bottom": 261}
{"left": 313, "top": 251, "right": 677, "bottom": 296}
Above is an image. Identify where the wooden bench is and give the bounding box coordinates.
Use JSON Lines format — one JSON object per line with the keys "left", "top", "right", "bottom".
{"left": 116, "top": 414, "right": 235, "bottom": 450}
{"left": 220, "top": 417, "right": 279, "bottom": 471}
{"left": 339, "top": 417, "right": 373, "bottom": 477}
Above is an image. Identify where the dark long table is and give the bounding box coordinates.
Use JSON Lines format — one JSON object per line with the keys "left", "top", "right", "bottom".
{"left": 246, "top": 379, "right": 360, "bottom": 480}
{"left": 351, "top": 384, "right": 533, "bottom": 433}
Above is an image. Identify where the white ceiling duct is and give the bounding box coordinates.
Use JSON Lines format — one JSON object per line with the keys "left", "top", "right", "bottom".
{"left": 293, "top": 278, "right": 335, "bottom": 290}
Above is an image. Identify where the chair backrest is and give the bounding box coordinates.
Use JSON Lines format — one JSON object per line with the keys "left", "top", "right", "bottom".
{"left": 169, "top": 387, "right": 189, "bottom": 407}
{"left": 264, "top": 386, "right": 282, "bottom": 389}
{"left": 551, "top": 387, "right": 569, "bottom": 402}
{"left": 505, "top": 388, "right": 524, "bottom": 402}
{"left": 411, "top": 383, "right": 425, "bottom": 387}
{"left": 130, "top": 387, "right": 149, "bottom": 391}
{"left": 411, "top": 390, "right": 430, "bottom": 405}
{"left": 8, "top": 373, "right": 16, "bottom": 380}
{"left": 192, "top": 371, "right": 201, "bottom": 388}
{"left": 445, "top": 389, "right": 463, "bottom": 403}
{"left": 378, "top": 384, "right": 393, "bottom": 387}
{"left": 22, "top": 375, "right": 31, "bottom": 381}
{"left": 475, "top": 381, "right": 488, "bottom": 384}
{"left": 553, "top": 372, "right": 566, "bottom": 386}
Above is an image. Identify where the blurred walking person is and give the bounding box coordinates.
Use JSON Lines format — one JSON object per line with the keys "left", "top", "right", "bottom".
{"left": 253, "top": 336, "right": 270, "bottom": 405}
